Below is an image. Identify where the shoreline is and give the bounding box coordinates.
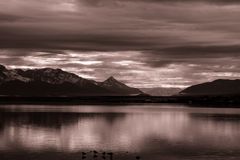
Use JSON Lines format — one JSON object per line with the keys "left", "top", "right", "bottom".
{"left": 0, "top": 95, "right": 240, "bottom": 106}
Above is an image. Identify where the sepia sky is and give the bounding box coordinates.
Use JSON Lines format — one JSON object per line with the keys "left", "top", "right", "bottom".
{"left": 1, "top": 0, "right": 240, "bottom": 88}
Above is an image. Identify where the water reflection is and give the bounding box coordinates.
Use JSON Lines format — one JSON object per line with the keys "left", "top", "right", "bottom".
{"left": 0, "top": 105, "right": 240, "bottom": 156}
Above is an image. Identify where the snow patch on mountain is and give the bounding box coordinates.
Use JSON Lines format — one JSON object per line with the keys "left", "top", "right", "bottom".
{"left": 15, "top": 68, "right": 82, "bottom": 84}
{"left": 0, "top": 66, "right": 31, "bottom": 83}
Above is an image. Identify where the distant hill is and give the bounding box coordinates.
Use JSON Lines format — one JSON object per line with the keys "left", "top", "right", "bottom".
{"left": 180, "top": 79, "right": 240, "bottom": 96}
{"left": 0, "top": 64, "right": 143, "bottom": 96}
{"left": 141, "top": 87, "right": 181, "bottom": 96}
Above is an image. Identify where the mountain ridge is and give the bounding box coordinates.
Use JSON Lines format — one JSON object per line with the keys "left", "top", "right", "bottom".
{"left": 0, "top": 64, "right": 143, "bottom": 96}
{"left": 180, "top": 79, "right": 240, "bottom": 96}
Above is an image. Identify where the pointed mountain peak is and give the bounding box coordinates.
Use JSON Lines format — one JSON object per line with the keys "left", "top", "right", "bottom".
{"left": 103, "top": 76, "right": 129, "bottom": 89}
{"left": 104, "top": 76, "right": 124, "bottom": 85}
{"left": 100, "top": 76, "right": 143, "bottom": 95}
{"left": 106, "top": 76, "right": 117, "bottom": 81}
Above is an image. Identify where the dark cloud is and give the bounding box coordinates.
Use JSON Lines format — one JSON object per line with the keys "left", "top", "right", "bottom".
{"left": 150, "top": 45, "right": 240, "bottom": 59}
{"left": 0, "top": 0, "right": 240, "bottom": 87}
{"left": 79, "top": 0, "right": 240, "bottom": 6}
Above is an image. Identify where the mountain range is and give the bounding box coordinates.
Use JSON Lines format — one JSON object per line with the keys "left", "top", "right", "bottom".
{"left": 0, "top": 64, "right": 143, "bottom": 97}
{"left": 180, "top": 79, "right": 240, "bottom": 96}
{"left": 2, "top": 64, "right": 240, "bottom": 97}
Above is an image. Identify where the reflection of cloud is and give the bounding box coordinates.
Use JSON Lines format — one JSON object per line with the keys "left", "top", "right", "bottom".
{"left": 1, "top": 106, "right": 240, "bottom": 152}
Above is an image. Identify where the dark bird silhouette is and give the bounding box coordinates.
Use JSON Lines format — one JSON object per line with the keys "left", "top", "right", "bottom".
{"left": 107, "top": 152, "right": 113, "bottom": 160}
{"left": 102, "top": 152, "right": 106, "bottom": 159}
{"left": 93, "top": 150, "right": 98, "bottom": 159}
{"left": 81, "top": 152, "right": 87, "bottom": 159}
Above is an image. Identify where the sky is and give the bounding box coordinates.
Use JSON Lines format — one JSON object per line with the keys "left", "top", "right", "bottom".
{"left": 0, "top": 0, "right": 240, "bottom": 88}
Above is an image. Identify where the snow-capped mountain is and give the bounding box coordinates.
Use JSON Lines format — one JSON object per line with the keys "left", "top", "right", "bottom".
{"left": 0, "top": 65, "right": 30, "bottom": 83}
{"left": 15, "top": 68, "right": 95, "bottom": 86}
{"left": 0, "top": 64, "right": 144, "bottom": 96}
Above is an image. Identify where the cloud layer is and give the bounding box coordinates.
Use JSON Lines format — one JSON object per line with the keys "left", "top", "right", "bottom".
{"left": 1, "top": 0, "right": 240, "bottom": 88}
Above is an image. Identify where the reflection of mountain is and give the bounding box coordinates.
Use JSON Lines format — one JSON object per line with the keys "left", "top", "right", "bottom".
{"left": 190, "top": 113, "right": 240, "bottom": 122}
{"left": 180, "top": 79, "right": 240, "bottom": 96}
{"left": 0, "top": 111, "right": 126, "bottom": 130}
{"left": 0, "top": 64, "right": 143, "bottom": 96}
{"left": 1, "top": 106, "right": 240, "bottom": 153}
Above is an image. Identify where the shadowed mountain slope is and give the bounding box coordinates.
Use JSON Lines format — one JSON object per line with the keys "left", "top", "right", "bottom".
{"left": 180, "top": 79, "right": 240, "bottom": 96}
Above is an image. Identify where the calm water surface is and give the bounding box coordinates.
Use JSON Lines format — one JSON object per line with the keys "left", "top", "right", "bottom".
{"left": 0, "top": 104, "right": 240, "bottom": 160}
